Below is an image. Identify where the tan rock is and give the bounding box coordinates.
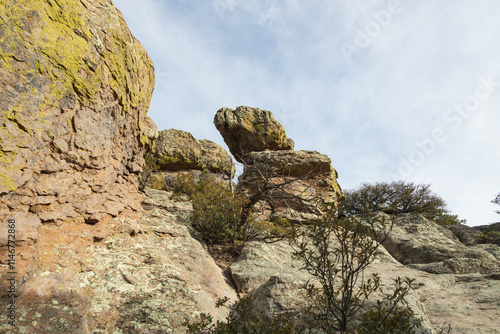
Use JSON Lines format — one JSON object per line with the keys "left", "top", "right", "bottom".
{"left": 238, "top": 150, "right": 344, "bottom": 224}
{"left": 0, "top": 189, "right": 238, "bottom": 333}
{"left": 0, "top": 0, "right": 155, "bottom": 226}
{"left": 145, "top": 129, "right": 234, "bottom": 190}
{"left": 214, "top": 106, "right": 294, "bottom": 162}
{"left": 376, "top": 213, "right": 500, "bottom": 275}
{"left": 231, "top": 234, "right": 500, "bottom": 333}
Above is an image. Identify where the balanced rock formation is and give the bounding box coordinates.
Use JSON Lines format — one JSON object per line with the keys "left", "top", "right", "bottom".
{"left": 215, "top": 106, "right": 343, "bottom": 224}
{"left": 145, "top": 129, "right": 234, "bottom": 189}
{"left": 214, "top": 106, "right": 294, "bottom": 162}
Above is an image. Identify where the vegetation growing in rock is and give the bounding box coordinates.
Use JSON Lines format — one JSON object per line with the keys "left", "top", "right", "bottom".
{"left": 341, "top": 181, "right": 465, "bottom": 225}
{"left": 290, "top": 210, "right": 420, "bottom": 333}
{"left": 184, "top": 296, "right": 298, "bottom": 334}
{"left": 185, "top": 207, "right": 420, "bottom": 334}
{"left": 174, "top": 170, "right": 292, "bottom": 249}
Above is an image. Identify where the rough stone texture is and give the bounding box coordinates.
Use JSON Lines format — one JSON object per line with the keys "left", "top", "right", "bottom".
{"left": 140, "top": 116, "right": 160, "bottom": 151}
{"left": 231, "top": 233, "right": 500, "bottom": 334}
{"left": 0, "top": 0, "right": 159, "bottom": 331}
{"left": 148, "top": 129, "right": 234, "bottom": 175}
{"left": 447, "top": 224, "right": 482, "bottom": 246}
{"left": 214, "top": 106, "right": 294, "bottom": 162}
{"left": 0, "top": 0, "right": 155, "bottom": 226}
{"left": 238, "top": 150, "right": 344, "bottom": 224}
{"left": 377, "top": 213, "right": 500, "bottom": 275}
{"left": 0, "top": 188, "right": 237, "bottom": 333}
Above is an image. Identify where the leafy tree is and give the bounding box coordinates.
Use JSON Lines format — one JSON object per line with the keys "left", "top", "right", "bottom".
{"left": 341, "top": 181, "right": 464, "bottom": 225}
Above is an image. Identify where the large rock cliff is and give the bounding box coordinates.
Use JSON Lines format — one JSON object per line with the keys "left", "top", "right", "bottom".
{"left": 0, "top": 0, "right": 155, "bottom": 224}
{"left": 0, "top": 0, "right": 162, "bottom": 332}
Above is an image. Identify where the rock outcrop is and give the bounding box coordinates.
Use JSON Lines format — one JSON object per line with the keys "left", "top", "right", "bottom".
{"left": 145, "top": 129, "right": 234, "bottom": 190}
{"left": 0, "top": 0, "right": 155, "bottom": 224}
{"left": 0, "top": 188, "right": 237, "bottom": 333}
{"left": 239, "top": 150, "right": 344, "bottom": 224}
{"left": 377, "top": 213, "right": 500, "bottom": 275}
{"left": 0, "top": 0, "right": 157, "bottom": 332}
{"left": 214, "top": 106, "right": 294, "bottom": 162}
{"left": 214, "top": 106, "right": 343, "bottom": 224}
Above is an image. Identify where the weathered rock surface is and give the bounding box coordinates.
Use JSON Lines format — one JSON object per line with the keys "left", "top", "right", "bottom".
{"left": 140, "top": 116, "right": 160, "bottom": 151}
{"left": 214, "top": 106, "right": 294, "bottom": 162}
{"left": 377, "top": 213, "right": 500, "bottom": 275}
{"left": 145, "top": 129, "right": 234, "bottom": 190}
{"left": 148, "top": 129, "right": 233, "bottom": 174}
{"left": 0, "top": 188, "right": 237, "bottom": 333}
{"left": 231, "top": 229, "right": 500, "bottom": 334}
{"left": 238, "top": 150, "right": 344, "bottom": 224}
{"left": 447, "top": 224, "right": 482, "bottom": 246}
{"left": 0, "top": 0, "right": 154, "bottom": 224}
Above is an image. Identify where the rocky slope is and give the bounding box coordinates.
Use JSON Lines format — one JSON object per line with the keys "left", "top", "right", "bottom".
{"left": 231, "top": 215, "right": 500, "bottom": 334}
{"left": 0, "top": 188, "right": 237, "bottom": 333}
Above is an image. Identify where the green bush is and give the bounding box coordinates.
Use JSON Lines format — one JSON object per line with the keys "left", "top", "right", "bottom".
{"left": 186, "top": 213, "right": 421, "bottom": 334}
{"left": 341, "top": 181, "right": 464, "bottom": 225}
{"left": 174, "top": 171, "right": 291, "bottom": 248}
{"left": 291, "top": 213, "right": 420, "bottom": 333}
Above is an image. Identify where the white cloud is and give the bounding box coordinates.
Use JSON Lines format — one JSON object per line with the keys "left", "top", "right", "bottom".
{"left": 114, "top": 0, "right": 500, "bottom": 226}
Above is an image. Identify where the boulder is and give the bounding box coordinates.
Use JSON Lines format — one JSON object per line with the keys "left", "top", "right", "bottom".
{"left": 214, "top": 106, "right": 294, "bottom": 162}
{"left": 447, "top": 224, "right": 482, "bottom": 246}
{"left": 145, "top": 129, "right": 234, "bottom": 190}
{"left": 230, "top": 233, "right": 500, "bottom": 333}
{"left": 375, "top": 213, "right": 500, "bottom": 275}
{"left": 148, "top": 129, "right": 233, "bottom": 175}
{"left": 238, "top": 150, "right": 344, "bottom": 224}
{"left": 140, "top": 116, "right": 160, "bottom": 151}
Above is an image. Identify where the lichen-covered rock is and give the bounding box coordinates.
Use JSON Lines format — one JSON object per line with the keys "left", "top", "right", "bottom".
{"left": 148, "top": 129, "right": 234, "bottom": 175}
{"left": 0, "top": 189, "right": 237, "bottom": 334}
{"left": 238, "top": 150, "right": 344, "bottom": 224}
{"left": 376, "top": 213, "right": 500, "bottom": 275}
{"left": 0, "top": 0, "right": 155, "bottom": 331}
{"left": 0, "top": 0, "right": 154, "bottom": 222}
{"left": 214, "top": 106, "right": 294, "bottom": 162}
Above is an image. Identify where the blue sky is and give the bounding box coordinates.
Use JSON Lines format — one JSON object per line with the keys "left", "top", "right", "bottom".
{"left": 113, "top": 0, "right": 500, "bottom": 226}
